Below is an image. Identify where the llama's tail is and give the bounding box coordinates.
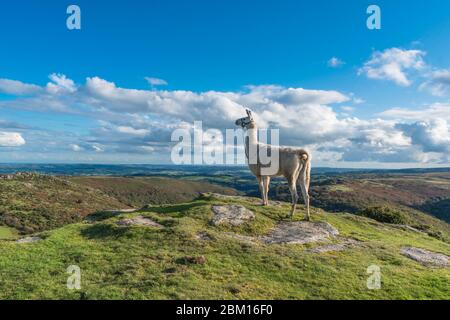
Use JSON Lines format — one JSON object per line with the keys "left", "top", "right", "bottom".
{"left": 298, "top": 150, "right": 311, "bottom": 191}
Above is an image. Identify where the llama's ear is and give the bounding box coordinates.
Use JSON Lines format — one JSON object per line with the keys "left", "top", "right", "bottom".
{"left": 246, "top": 109, "right": 253, "bottom": 120}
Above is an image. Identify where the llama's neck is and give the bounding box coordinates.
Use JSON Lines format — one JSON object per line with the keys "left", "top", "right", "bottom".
{"left": 245, "top": 125, "right": 258, "bottom": 160}
{"left": 247, "top": 126, "right": 258, "bottom": 146}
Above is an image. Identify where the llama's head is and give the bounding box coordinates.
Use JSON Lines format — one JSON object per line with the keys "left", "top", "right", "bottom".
{"left": 235, "top": 109, "right": 255, "bottom": 129}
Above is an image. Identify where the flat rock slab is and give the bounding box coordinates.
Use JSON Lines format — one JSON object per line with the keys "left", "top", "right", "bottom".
{"left": 262, "top": 221, "right": 339, "bottom": 245}
{"left": 211, "top": 205, "right": 255, "bottom": 226}
{"left": 401, "top": 247, "right": 449, "bottom": 267}
{"left": 16, "top": 236, "right": 42, "bottom": 244}
{"left": 116, "top": 216, "right": 163, "bottom": 228}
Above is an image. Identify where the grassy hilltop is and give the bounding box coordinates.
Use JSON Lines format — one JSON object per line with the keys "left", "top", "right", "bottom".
{"left": 0, "top": 194, "right": 448, "bottom": 300}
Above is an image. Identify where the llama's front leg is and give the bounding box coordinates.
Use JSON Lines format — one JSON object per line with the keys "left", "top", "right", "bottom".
{"left": 256, "top": 176, "right": 265, "bottom": 206}
{"left": 288, "top": 180, "right": 299, "bottom": 219}
{"left": 263, "top": 176, "right": 271, "bottom": 206}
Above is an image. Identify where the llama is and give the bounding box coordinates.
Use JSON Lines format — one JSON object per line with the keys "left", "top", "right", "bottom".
{"left": 235, "top": 109, "right": 311, "bottom": 220}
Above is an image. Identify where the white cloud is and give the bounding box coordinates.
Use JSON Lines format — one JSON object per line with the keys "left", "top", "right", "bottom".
{"left": 379, "top": 103, "right": 450, "bottom": 121}
{"left": 145, "top": 77, "right": 168, "bottom": 87}
{"left": 0, "top": 132, "right": 26, "bottom": 147}
{"left": 0, "top": 79, "right": 41, "bottom": 95}
{"left": 397, "top": 119, "right": 450, "bottom": 154}
{"left": 46, "top": 73, "right": 77, "bottom": 94}
{"left": 419, "top": 68, "right": 450, "bottom": 96}
{"left": 359, "top": 48, "right": 426, "bottom": 86}
{"left": 353, "top": 97, "right": 365, "bottom": 104}
{"left": 327, "top": 57, "right": 344, "bottom": 68}
{"left": 116, "top": 126, "right": 150, "bottom": 136}
{"left": 2, "top": 73, "right": 450, "bottom": 165}
{"left": 70, "top": 144, "right": 83, "bottom": 152}
{"left": 91, "top": 144, "right": 104, "bottom": 152}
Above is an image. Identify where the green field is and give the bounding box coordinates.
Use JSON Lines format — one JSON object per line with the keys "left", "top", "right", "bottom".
{"left": 0, "top": 194, "right": 448, "bottom": 300}
{"left": 0, "top": 226, "right": 17, "bottom": 240}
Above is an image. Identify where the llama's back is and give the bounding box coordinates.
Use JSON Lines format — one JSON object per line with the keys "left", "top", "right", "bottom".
{"left": 248, "top": 144, "right": 310, "bottom": 178}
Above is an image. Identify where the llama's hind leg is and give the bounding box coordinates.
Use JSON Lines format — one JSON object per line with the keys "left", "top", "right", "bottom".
{"left": 298, "top": 172, "right": 311, "bottom": 221}
{"left": 288, "top": 178, "right": 299, "bottom": 219}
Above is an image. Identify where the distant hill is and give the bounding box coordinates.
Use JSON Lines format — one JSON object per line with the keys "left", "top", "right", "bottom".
{"left": 68, "top": 176, "right": 240, "bottom": 207}
{"left": 0, "top": 174, "right": 239, "bottom": 235}
{"left": 1, "top": 163, "right": 449, "bottom": 176}
{"left": 0, "top": 173, "right": 127, "bottom": 234}
{"left": 0, "top": 194, "right": 448, "bottom": 299}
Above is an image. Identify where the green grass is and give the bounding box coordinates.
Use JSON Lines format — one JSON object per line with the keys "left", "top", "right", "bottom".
{"left": 0, "top": 226, "right": 17, "bottom": 240}
{"left": 0, "top": 194, "right": 448, "bottom": 300}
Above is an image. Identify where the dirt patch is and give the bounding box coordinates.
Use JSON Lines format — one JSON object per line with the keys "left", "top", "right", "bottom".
{"left": 261, "top": 221, "right": 339, "bottom": 245}
{"left": 116, "top": 215, "right": 163, "bottom": 228}
{"left": 401, "top": 247, "right": 448, "bottom": 267}
{"left": 211, "top": 205, "right": 255, "bottom": 226}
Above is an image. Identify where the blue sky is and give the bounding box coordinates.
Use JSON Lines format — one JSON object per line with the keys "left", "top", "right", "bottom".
{"left": 1, "top": 0, "right": 450, "bottom": 167}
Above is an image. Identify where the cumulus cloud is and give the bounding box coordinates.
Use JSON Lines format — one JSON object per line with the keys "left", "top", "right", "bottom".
{"left": 359, "top": 48, "right": 426, "bottom": 86}
{"left": 46, "top": 73, "right": 77, "bottom": 94}
{"left": 0, "top": 132, "right": 26, "bottom": 147}
{"left": 419, "top": 69, "right": 450, "bottom": 96}
{"left": 0, "top": 79, "right": 41, "bottom": 95}
{"left": 115, "top": 126, "right": 150, "bottom": 136}
{"left": 327, "top": 57, "right": 344, "bottom": 68}
{"left": 379, "top": 103, "right": 450, "bottom": 121}
{"left": 397, "top": 119, "right": 450, "bottom": 154}
{"left": 1, "top": 73, "right": 449, "bottom": 165}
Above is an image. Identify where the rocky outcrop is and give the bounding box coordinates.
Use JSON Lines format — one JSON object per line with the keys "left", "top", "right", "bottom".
{"left": 401, "top": 247, "right": 448, "bottom": 267}
{"left": 261, "top": 221, "right": 339, "bottom": 245}
{"left": 211, "top": 205, "right": 255, "bottom": 226}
